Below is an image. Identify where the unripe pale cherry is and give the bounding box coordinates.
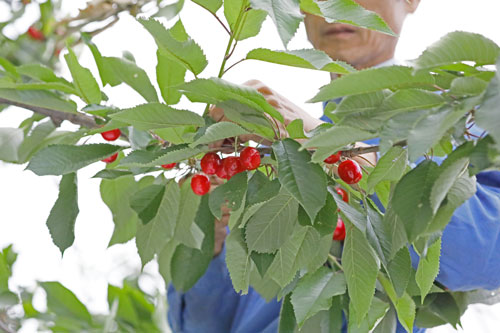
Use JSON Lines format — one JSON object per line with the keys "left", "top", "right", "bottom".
{"left": 240, "top": 147, "right": 261, "bottom": 170}
{"left": 102, "top": 153, "right": 118, "bottom": 164}
{"left": 333, "top": 218, "right": 346, "bottom": 241}
{"left": 201, "top": 153, "right": 221, "bottom": 175}
{"left": 338, "top": 159, "right": 363, "bottom": 184}
{"left": 191, "top": 174, "right": 210, "bottom": 195}
{"left": 324, "top": 151, "right": 341, "bottom": 164}
{"left": 101, "top": 129, "right": 121, "bottom": 141}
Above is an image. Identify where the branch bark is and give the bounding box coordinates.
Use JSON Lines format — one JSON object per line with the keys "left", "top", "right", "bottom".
{"left": 0, "top": 98, "right": 99, "bottom": 129}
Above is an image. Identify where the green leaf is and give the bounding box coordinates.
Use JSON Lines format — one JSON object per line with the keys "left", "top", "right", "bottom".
{"left": 387, "top": 247, "right": 412, "bottom": 298}
{"left": 379, "top": 89, "right": 445, "bottom": 116}
{"left": 415, "top": 293, "right": 461, "bottom": 329}
{"left": 237, "top": 9, "right": 267, "bottom": 41}
{"left": 157, "top": 239, "right": 178, "bottom": 285}
{"left": 309, "top": 66, "right": 434, "bottom": 102}
{"left": 0, "top": 88, "right": 77, "bottom": 114}
{"left": 246, "top": 48, "right": 354, "bottom": 74}
{"left": 286, "top": 119, "right": 307, "bottom": 139}
{"left": 0, "top": 127, "right": 23, "bottom": 162}
{"left": 372, "top": 307, "right": 397, "bottom": 333}
{"left": 379, "top": 109, "right": 429, "bottom": 155}
{"left": 226, "top": 228, "right": 252, "bottom": 294}
{"left": 130, "top": 185, "right": 166, "bottom": 225}
{"left": 416, "top": 237, "right": 442, "bottom": 303}
{"left": 249, "top": 0, "right": 303, "bottom": 48}
{"left": 334, "top": 90, "right": 388, "bottom": 116}
{"left": 291, "top": 268, "right": 346, "bottom": 327}
{"left": 157, "top": 50, "right": 186, "bottom": 105}
{"left": 315, "top": 0, "right": 395, "bottom": 36}
{"left": 342, "top": 221, "right": 380, "bottom": 324}
{"left": 476, "top": 58, "right": 500, "bottom": 150}
{"left": 273, "top": 139, "right": 327, "bottom": 221}
{"left": 171, "top": 196, "right": 214, "bottom": 292}
{"left": 250, "top": 252, "right": 275, "bottom": 278}
{"left": 192, "top": 0, "right": 222, "bottom": 13}
{"left": 64, "top": 48, "right": 101, "bottom": 104}
{"left": 179, "top": 77, "right": 284, "bottom": 122}
{"left": 414, "top": 31, "right": 500, "bottom": 71}
{"left": 190, "top": 122, "right": 250, "bottom": 147}
{"left": 348, "top": 297, "right": 389, "bottom": 333}
{"left": 17, "top": 63, "right": 69, "bottom": 85}
{"left": 395, "top": 292, "right": 416, "bottom": 333}
{"left": 17, "top": 120, "right": 56, "bottom": 163}
{"left": 449, "top": 76, "right": 489, "bottom": 96}
{"left": 40, "top": 281, "right": 92, "bottom": 324}
{"left": 209, "top": 172, "right": 248, "bottom": 220}
{"left": 367, "top": 146, "right": 407, "bottom": 194}
{"left": 138, "top": 18, "right": 207, "bottom": 75}
{"left": 100, "top": 56, "right": 159, "bottom": 102}
{"left": 245, "top": 190, "right": 298, "bottom": 253}
{"left": 109, "top": 103, "right": 205, "bottom": 130}
{"left": 26, "top": 144, "right": 122, "bottom": 176}
{"left": 279, "top": 294, "right": 296, "bottom": 333}
{"left": 120, "top": 144, "right": 204, "bottom": 168}
{"left": 100, "top": 176, "right": 139, "bottom": 246}
{"left": 392, "top": 160, "right": 439, "bottom": 242}
{"left": 93, "top": 169, "right": 133, "bottom": 180}
{"left": 135, "top": 181, "right": 179, "bottom": 266}
{"left": 46, "top": 173, "right": 79, "bottom": 255}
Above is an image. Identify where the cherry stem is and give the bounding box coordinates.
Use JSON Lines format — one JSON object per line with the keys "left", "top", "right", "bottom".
{"left": 223, "top": 58, "right": 246, "bottom": 75}
{"left": 328, "top": 254, "right": 343, "bottom": 271}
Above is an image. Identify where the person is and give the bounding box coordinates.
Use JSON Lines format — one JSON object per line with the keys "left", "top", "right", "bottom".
{"left": 167, "top": 1, "right": 500, "bottom": 332}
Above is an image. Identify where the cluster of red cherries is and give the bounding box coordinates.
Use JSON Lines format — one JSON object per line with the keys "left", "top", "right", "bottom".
{"left": 191, "top": 147, "right": 261, "bottom": 196}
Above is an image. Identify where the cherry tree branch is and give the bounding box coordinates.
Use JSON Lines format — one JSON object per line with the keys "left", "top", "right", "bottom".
{"left": 0, "top": 98, "right": 99, "bottom": 128}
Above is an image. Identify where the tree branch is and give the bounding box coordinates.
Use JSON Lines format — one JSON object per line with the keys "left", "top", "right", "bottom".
{"left": 0, "top": 98, "right": 99, "bottom": 128}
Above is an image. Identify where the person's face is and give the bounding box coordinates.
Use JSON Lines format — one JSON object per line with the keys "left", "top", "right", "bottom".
{"left": 304, "top": 0, "right": 420, "bottom": 69}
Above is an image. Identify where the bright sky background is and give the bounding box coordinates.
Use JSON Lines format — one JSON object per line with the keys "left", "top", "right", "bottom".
{"left": 1, "top": 0, "right": 500, "bottom": 332}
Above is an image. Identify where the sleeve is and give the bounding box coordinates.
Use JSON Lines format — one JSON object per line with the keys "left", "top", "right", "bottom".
{"left": 167, "top": 245, "right": 241, "bottom": 333}
{"left": 410, "top": 170, "right": 500, "bottom": 291}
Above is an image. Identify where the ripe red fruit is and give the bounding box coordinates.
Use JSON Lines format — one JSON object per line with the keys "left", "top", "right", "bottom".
{"left": 27, "top": 26, "right": 44, "bottom": 41}
{"left": 336, "top": 188, "right": 349, "bottom": 203}
{"left": 240, "top": 147, "right": 261, "bottom": 170}
{"left": 201, "top": 153, "right": 221, "bottom": 175}
{"left": 102, "top": 153, "right": 118, "bottom": 164}
{"left": 100, "top": 129, "right": 121, "bottom": 141}
{"left": 216, "top": 163, "right": 229, "bottom": 179}
{"left": 333, "top": 218, "right": 346, "bottom": 241}
{"left": 324, "top": 151, "right": 341, "bottom": 164}
{"left": 191, "top": 174, "right": 210, "bottom": 196}
{"left": 161, "top": 163, "right": 176, "bottom": 170}
{"left": 338, "top": 159, "right": 363, "bottom": 184}
{"left": 222, "top": 156, "right": 244, "bottom": 179}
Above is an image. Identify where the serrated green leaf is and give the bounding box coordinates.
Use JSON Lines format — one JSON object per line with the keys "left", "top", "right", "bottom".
{"left": 157, "top": 50, "right": 186, "bottom": 105}
{"left": 0, "top": 81, "right": 80, "bottom": 96}
{"left": 138, "top": 18, "right": 207, "bottom": 75}
{"left": 379, "top": 109, "right": 429, "bottom": 155}
{"left": 367, "top": 146, "right": 407, "bottom": 193}
{"left": 40, "top": 282, "right": 92, "bottom": 324}
{"left": 174, "top": 179, "right": 204, "bottom": 249}
{"left": 414, "top": 31, "right": 500, "bottom": 71}
{"left": 0, "top": 88, "right": 77, "bottom": 114}
{"left": 348, "top": 297, "right": 389, "bottom": 333}
{"left": 310, "top": 66, "right": 434, "bottom": 103}
{"left": 315, "top": 0, "right": 395, "bottom": 36}
{"left": 100, "top": 176, "right": 138, "bottom": 246}
{"left": 179, "top": 77, "right": 284, "bottom": 122}
{"left": 476, "top": 58, "right": 500, "bottom": 150}
{"left": 250, "top": 252, "right": 275, "bottom": 278}
{"left": 449, "top": 76, "right": 488, "bottom": 96}
{"left": 17, "top": 120, "right": 56, "bottom": 163}
{"left": 279, "top": 294, "right": 296, "bottom": 333}
{"left": 291, "top": 268, "right": 346, "bottom": 327}
{"left": 416, "top": 237, "right": 442, "bottom": 303}
{"left": 246, "top": 48, "right": 354, "bottom": 74}
{"left": 171, "top": 195, "right": 214, "bottom": 292}
{"left": 273, "top": 139, "right": 327, "bottom": 221}
{"left": 249, "top": 267, "right": 281, "bottom": 302}
{"left": 130, "top": 184, "right": 166, "bottom": 225}
{"left": 379, "top": 89, "right": 445, "bottom": 116}
{"left": 313, "top": 193, "right": 338, "bottom": 236}
{"left": 93, "top": 169, "right": 133, "bottom": 180}
{"left": 245, "top": 190, "right": 298, "bottom": 253}
{"left": 26, "top": 144, "right": 121, "bottom": 176}
{"left": 395, "top": 292, "right": 416, "bottom": 333}
{"left": 46, "top": 173, "right": 78, "bottom": 255}
{"left": 0, "top": 127, "right": 23, "bottom": 162}
{"left": 190, "top": 122, "right": 250, "bottom": 147}
{"left": 209, "top": 172, "right": 248, "bottom": 220}
{"left": 65, "top": 48, "right": 101, "bottom": 104}
{"left": 120, "top": 144, "right": 204, "bottom": 168}
{"left": 109, "top": 103, "right": 205, "bottom": 130}
{"left": 342, "top": 221, "right": 380, "bottom": 324}
{"left": 286, "top": 119, "right": 307, "bottom": 139}
{"left": 192, "top": 0, "right": 222, "bottom": 13}
{"left": 429, "top": 157, "right": 469, "bottom": 214}
{"left": 157, "top": 239, "right": 179, "bottom": 285}
{"left": 334, "top": 91, "right": 388, "bottom": 116}
{"left": 388, "top": 247, "right": 412, "bottom": 298}
{"left": 372, "top": 307, "right": 397, "bottom": 333}
{"left": 226, "top": 228, "right": 252, "bottom": 294}
{"left": 237, "top": 9, "right": 267, "bottom": 41}
{"left": 250, "top": 0, "right": 303, "bottom": 48}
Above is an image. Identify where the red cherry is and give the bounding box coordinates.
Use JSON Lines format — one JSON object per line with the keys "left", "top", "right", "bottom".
{"left": 215, "top": 163, "right": 229, "bottom": 179}
{"left": 324, "top": 151, "right": 341, "bottom": 164}
{"left": 222, "top": 156, "right": 244, "bottom": 179}
{"left": 27, "top": 26, "right": 44, "bottom": 41}
{"left": 100, "top": 129, "right": 121, "bottom": 141}
{"left": 161, "top": 163, "right": 176, "bottom": 170}
{"left": 338, "top": 159, "right": 363, "bottom": 184}
{"left": 333, "top": 218, "right": 346, "bottom": 241}
{"left": 201, "top": 153, "right": 221, "bottom": 175}
{"left": 336, "top": 188, "right": 349, "bottom": 203}
{"left": 102, "top": 153, "right": 118, "bottom": 164}
{"left": 191, "top": 174, "right": 210, "bottom": 196}
{"left": 240, "top": 147, "right": 261, "bottom": 170}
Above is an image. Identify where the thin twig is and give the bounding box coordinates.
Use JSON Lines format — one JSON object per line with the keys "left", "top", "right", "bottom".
{"left": 223, "top": 58, "right": 246, "bottom": 75}
{"left": 210, "top": 12, "right": 231, "bottom": 36}
{"left": 0, "top": 97, "right": 98, "bottom": 128}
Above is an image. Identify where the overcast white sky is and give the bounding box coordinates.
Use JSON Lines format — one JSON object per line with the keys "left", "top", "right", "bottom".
{"left": 1, "top": 1, "right": 500, "bottom": 332}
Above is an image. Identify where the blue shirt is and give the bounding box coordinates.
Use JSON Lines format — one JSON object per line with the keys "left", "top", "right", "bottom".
{"left": 167, "top": 119, "right": 500, "bottom": 333}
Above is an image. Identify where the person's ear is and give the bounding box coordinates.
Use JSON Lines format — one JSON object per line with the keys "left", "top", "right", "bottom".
{"left": 405, "top": 0, "right": 421, "bottom": 14}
